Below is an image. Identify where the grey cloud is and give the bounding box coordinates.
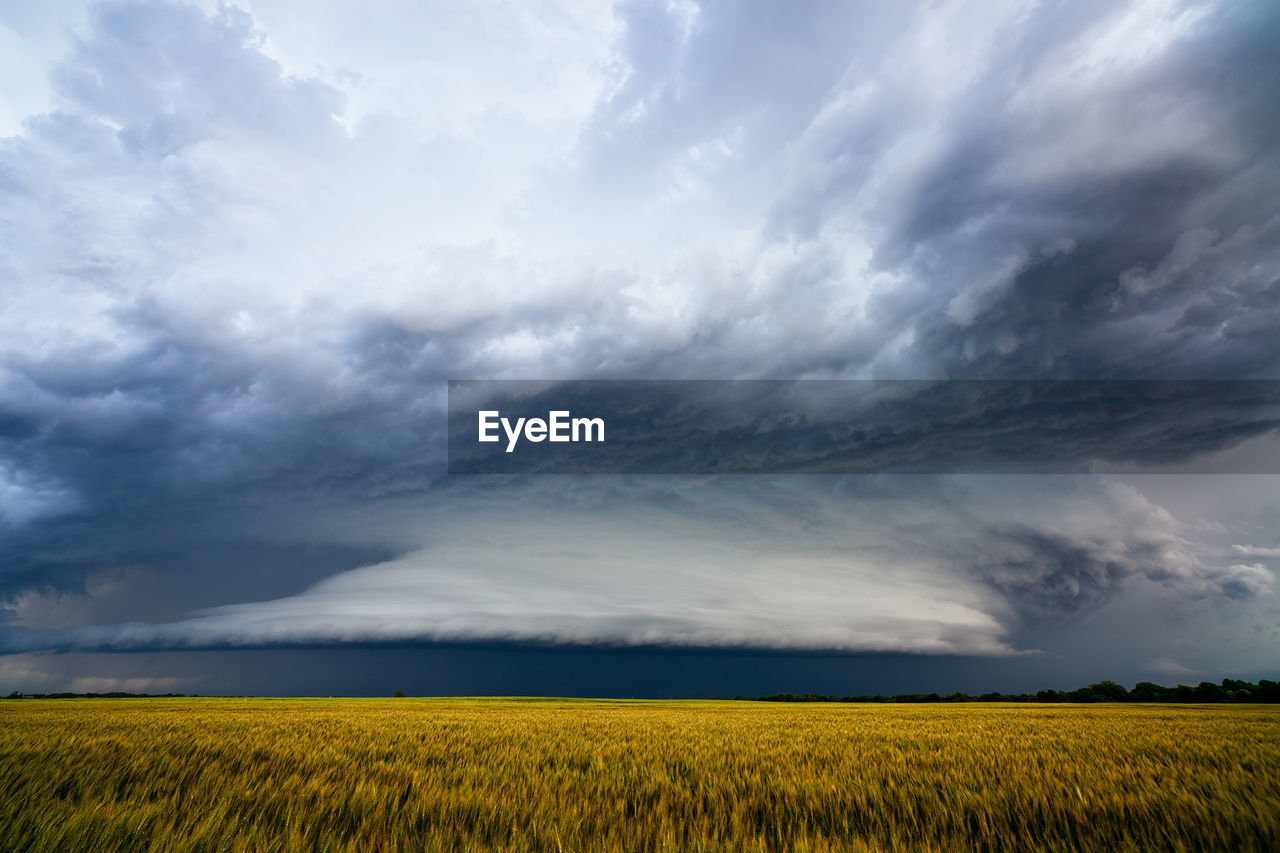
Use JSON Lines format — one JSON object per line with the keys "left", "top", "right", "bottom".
{"left": 976, "top": 527, "right": 1274, "bottom": 620}
{"left": 1217, "top": 564, "right": 1275, "bottom": 601}
{"left": 974, "top": 528, "right": 1130, "bottom": 620}
{"left": 752, "top": 0, "right": 1280, "bottom": 379}
{"left": 52, "top": 3, "right": 344, "bottom": 151}
{"left": 929, "top": 10, "right": 1277, "bottom": 377}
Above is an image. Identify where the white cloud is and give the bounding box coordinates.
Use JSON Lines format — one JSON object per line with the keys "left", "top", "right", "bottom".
{"left": 156, "top": 535, "right": 1011, "bottom": 654}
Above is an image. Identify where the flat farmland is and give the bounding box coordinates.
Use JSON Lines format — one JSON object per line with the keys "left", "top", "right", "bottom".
{"left": 1, "top": 699, "right": 1277, "bottom": 851}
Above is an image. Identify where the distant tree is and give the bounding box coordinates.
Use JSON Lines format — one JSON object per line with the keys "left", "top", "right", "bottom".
{"left": 1089, "top": 680, "right": 1129, "bottom": 701}
{"left": 1194, "top": 681, "right": 1227, "bottom": 701}
{"left": 1130, "top": 681, "right": 1165, "bottom": 701}
{"left": 393, "top": 690, "right": 405, "bottom": 698}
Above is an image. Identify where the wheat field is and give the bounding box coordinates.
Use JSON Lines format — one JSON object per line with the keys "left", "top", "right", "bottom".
{"left": 1, "top": 698, "right": 1277, "bottom": 851}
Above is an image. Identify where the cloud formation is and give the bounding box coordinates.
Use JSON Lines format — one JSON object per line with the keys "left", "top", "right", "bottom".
{"left": 0, "top": 0, "right": 1277, "bottom": 681}
{"left": 3, "top": 477, "right": 1271, "bottom": 657}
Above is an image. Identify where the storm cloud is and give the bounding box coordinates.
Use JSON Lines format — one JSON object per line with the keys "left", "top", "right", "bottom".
{"left": 1, "top": 0, "right": 1278, "bottom": 691}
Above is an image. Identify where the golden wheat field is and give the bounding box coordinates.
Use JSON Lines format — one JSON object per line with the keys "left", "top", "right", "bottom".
{"left": 1, "top": 699, "right": 1278, "bottom": 852}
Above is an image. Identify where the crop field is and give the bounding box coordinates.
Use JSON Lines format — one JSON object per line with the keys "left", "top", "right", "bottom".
{"left": 1, "top": 699, "right": 1278, "bottom": 852}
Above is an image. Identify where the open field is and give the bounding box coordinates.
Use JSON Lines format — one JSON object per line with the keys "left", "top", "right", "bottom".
{"left": 2, "top": 699, "right": 1278, "bottom": 852}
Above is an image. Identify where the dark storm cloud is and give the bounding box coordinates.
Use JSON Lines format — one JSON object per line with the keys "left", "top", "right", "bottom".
{"left": 978, "top": 528, "right": 1153, "bottom": 620}
{"left": 1, "top": 0, "right": 1278, "bottom": 683}
{"left": 774, "top": 0, "right": 1280, "bottom": 380}
{"left": 0, "top": 312, "right": 444, "bottom": 612}
{"left": 0, "top": 294, "right": 456, "bottom": 626}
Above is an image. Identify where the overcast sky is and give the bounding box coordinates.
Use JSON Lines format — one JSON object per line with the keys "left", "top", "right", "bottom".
{"left": 1, "top": 0, "right": 1278, "bottom": 696}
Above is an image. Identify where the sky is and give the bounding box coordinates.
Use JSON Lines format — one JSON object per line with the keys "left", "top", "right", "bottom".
{"left": 1, "top": 0, "right": 1278, "bottom": 697}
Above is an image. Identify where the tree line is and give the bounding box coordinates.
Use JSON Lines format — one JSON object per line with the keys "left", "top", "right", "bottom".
{"left": 737, "top": 678, "right": 1280, "bottom": 703}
